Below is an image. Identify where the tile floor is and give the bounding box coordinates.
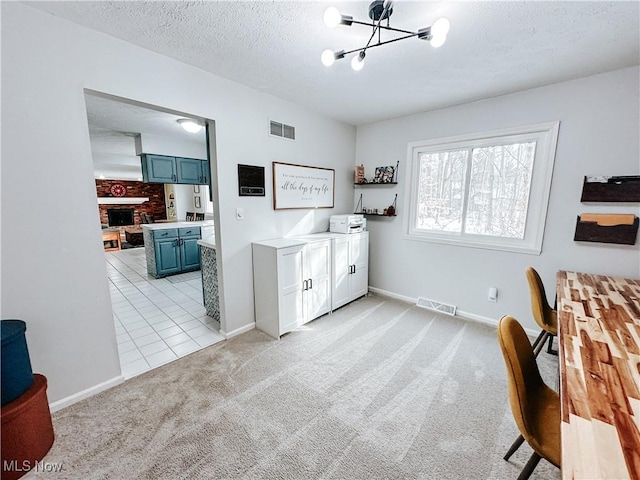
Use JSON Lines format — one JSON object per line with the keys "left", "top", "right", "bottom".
{"left": 105, "top": 247, "right": 224, "bottom": 379}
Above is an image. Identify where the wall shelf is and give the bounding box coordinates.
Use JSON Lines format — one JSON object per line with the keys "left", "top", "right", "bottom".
{"left": 354, "top": 193, "right": 397, "bottom": 217}
{"left": 354, "top": 182, "right": 398, "bottom": 186}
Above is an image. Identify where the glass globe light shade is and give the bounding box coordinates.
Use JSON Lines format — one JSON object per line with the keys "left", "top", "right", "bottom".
{"left": 351, "top": 54, "right": 365, "bottom": 71}
{"left": 324, "top": 7, "right": 342, "bottom": 28}
{"left": 430, "top": 33, "right": 447, "bottom": 48}
{"left": 321, "top": 49, "right": 336, "bottom": 66}
{"left": 431, "top": 17, "right": 450, "bottom": 37}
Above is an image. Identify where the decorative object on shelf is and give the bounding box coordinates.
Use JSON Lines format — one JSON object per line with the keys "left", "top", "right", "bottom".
{"left": 109, "top": 183, "right": 127, "bottom": 197}
{"left": 272, "top": 162, "right": 335, "bottom": 210}
{"left": 194, "top": 196, "right": 201, "bottom": 209}
{"left": 354, "top": 160, "right": 399, "bottom": 185}
{"left": 374, "top": 164, "right": 395, "bottom": 183}
{"left": 354, "top": 193, "right": 397, "bottom": 217}
{"left": 574, "top": 213, "right": 638, "bottom": 245}
{"left": 321, "top": 1, "right": 450, "bottom": 71}
{"left": 193, "top": 185, "right": 200, "bottom": 194}
{"left": 580, "top": 175, "right": 640, "bottom": 202}
{"left": 355, "top": 164, "right": 365, "bottom": 184}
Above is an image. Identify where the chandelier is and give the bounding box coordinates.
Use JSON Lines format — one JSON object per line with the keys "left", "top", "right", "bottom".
{"left": 321, "top": 0, "right": 450, "bottom": 71}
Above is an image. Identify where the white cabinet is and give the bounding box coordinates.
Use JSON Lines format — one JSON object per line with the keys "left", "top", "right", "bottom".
{"left": 252, "top": 238, "right": 331, "bottom": 339}
{"left": 331, "top": 232, "right": 369, "bottom": 310}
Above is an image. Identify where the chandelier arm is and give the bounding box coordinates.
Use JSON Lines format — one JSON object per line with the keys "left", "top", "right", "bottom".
{"left": 350, "top": 19, "right": 417, "bottom": 36}
{"left": 340, "top": 32, "right": 419, "bottom": 57}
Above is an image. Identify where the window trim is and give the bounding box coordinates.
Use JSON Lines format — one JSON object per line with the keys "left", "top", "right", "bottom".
{"left": 402, "top": 122, "right": 560, "bottom": 255}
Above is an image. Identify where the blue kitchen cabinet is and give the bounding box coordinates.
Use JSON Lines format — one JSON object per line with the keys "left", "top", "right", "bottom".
{"left": 151, "top": 227, "right": 201, "bottom": 278}
{"left": 176, "top": 157, "right": 203, "bottom": 184}
{"left": 201, "top": 160, "right": 211, "bottom": 185}
{"left": 141, "top": 154, "right": 177, "bottom": 183}
{"left": 141, "top": 155, "right": 209, "bottom": 185}
{"left": 178, "top": 227, "right": 201, "bottom": 272}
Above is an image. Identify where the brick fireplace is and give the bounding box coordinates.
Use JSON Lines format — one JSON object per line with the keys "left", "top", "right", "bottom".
{"left": 96, "top": 180, "right": 167, "bottom": 226}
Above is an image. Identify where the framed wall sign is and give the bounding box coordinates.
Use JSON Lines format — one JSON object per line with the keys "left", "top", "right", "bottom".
{"left": 272, "top": 162, "right": 335, "bottom": 210}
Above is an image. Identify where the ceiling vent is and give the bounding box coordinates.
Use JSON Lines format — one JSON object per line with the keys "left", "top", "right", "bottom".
{"left": 416, "top": 297, "right": 457, "bottom": 316}
{"left": 270, "top": 120, "right": 295, "bottom": 140}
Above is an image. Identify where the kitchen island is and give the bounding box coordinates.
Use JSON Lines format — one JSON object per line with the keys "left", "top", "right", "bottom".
{"left": 141, "top": 221, "right": 214, "bottom": 278}
{"left": 197, "top": 234, "right": 220, "bottom": 330}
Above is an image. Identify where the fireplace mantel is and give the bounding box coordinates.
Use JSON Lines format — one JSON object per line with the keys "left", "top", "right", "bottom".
{"left": 97, "top": 197, "right": 149, "bottom": 205}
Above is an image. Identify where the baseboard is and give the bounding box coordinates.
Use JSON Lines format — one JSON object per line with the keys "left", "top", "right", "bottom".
{"left": 49, "top": 375, "right": 124, "bottom": 413}
{"left": 221, "top": 322, "right": 255, "bottom": 339}
{"left": 368, "top": 287, "right": 416, "bottom": 305}
{"left": 368, "top": 287, "right": 540, "bottom": 338}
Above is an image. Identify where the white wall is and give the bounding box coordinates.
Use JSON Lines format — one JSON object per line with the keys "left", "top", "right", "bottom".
{"left": 1, "top": 3, "right": 355, "bottom": 403}
{"left": 356, "top": 66, "right": 640, "bottom": 331}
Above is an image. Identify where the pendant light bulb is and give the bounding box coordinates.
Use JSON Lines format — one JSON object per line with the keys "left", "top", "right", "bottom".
{"left": 351, "top": 51, "right": 366, "bottom": 71}
{"left": 324, "top": 7, "right": 342, "bottom": 28}
{"left": 321, "top": 49, "right": 336, "bottom": 67}
{"left": 431, "top": 17, "right": 450, "bottom": 37}
{"left": 430, "top": 34, "right": 447, "bottom": 48}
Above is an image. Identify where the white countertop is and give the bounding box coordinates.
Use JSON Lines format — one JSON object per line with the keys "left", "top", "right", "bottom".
{"left": 252, "top": 232, "right": 367, "bottom": 249}
{"left": 197, "top": 235, "right": 216, "bottom": 249}
{"left": 141, "top": 220, "right": 214, "bottom": 231}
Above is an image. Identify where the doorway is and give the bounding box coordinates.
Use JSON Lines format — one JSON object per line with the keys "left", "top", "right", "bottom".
{"left": 85, "top": 90, "right": 224, "bottom": 378}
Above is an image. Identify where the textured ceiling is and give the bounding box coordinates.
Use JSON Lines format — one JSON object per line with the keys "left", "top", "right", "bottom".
{"left": 31, "top": 1, "right": 640, "bottom": 125}
{"left": 85, "top": 93, "right": 205, "bottom": 180}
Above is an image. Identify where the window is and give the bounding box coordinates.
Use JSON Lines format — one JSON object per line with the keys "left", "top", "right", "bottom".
{"left": 404, "top": 122, "right": 559, "bottom": 254}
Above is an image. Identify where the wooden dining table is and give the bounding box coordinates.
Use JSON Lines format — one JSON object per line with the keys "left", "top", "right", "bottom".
{"left": 557, "top": 270, "right": 640, "bottom": 480}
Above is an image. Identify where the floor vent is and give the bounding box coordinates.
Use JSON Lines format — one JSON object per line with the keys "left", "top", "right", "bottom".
{"left": 416, "top": 297, "right": 457, "bottom": 316}
{"left": 270, "top": 120, "right": 295, "bottom": 140}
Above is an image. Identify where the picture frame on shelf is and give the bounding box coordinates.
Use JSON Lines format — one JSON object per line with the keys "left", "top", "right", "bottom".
{"left": 194, "top": 196, "right": 201, "bottom": 208}
{"left": 374, "top": 165, "right": 395, "bottom": 183}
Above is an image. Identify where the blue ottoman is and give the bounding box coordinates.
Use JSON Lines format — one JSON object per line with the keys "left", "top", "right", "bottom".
{"left": 1, "top": 320, "right": 34, "bottom": 406}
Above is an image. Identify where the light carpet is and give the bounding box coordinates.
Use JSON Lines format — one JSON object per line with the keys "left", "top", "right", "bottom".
{"left": 31, "top": 295, "right": 560, "bottom": 479}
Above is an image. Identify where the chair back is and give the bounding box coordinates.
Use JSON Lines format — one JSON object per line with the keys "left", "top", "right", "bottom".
{"left": 526, "top": 267, "right": 555, "bottom": 330}
{"left": 497, "top": 316, "right": 546, "bottom": 442}
{"left": 185, "top": 211, "right": 195, "bottom": 221}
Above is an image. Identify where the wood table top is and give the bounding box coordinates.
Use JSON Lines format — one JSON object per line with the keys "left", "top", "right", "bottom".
{"left": 557, "top": 270, "right": 640, "bottom": 480}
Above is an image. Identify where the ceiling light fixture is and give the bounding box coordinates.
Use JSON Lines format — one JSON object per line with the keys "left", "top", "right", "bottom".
{"left": 177, "top": 118, "right": 204, "bottom": 133}
{"left": 321, "top": 0, "right": 450, "bottom": 71}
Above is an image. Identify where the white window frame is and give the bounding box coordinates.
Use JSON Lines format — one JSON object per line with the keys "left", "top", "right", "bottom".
{"left": 403, "top": 122, "right": 560, "bottom": 254}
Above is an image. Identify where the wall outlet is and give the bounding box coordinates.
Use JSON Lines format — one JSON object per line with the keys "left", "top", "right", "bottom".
{"left": 488, "top": 287, "right": 498, "bottom": 303}
{"left": 236, "top": 208, "right": 244, "bottom": 220}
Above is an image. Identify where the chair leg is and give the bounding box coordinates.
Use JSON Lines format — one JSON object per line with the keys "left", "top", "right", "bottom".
{"left": 517, "top": 452, "right": 542, "bottom": 480}
{"left": 533, "top": 332, "right": 549, "bottom": 357}
{"left": 531, "top": 330, "right": 546, "bottom": 352}
{"left": 504, "top": 434, "right": 525, "bottom": 461}
{"left": 546, "top": 334, "right": 558, "bottom": 356}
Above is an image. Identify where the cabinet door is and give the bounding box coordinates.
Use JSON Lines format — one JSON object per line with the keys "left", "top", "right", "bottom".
{"left": 277, "top": 246, "right": 305, "bottom": 335}
{"left": 142, "top": 154, "right": 177, "bottom": 183}
{"left": 350, "top": 233, "right": 369, "bottom": 270}
{"left": 305, "top": 240, "right": 331, "bottom": 321}
{"left": 154, "top": 238, "right": 181, "bottom": 277}
{"left": 179, "top": 236, "right": 201, "bottom": 271}
{"left": 349, "top": 233, "right": 369, "bottom": 299}
{"left": 331, "top": 236, "right": 352, "bottom": 310}
{"left": 201, "top": 160, "right": 211, "bottom": 185}
{"left": 176, "top": 157, "right": 203, "bottom": 184}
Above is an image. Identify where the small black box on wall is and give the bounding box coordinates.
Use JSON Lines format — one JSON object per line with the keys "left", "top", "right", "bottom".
{"left": 238, "top": 164, "right": 265, "bottom": 196}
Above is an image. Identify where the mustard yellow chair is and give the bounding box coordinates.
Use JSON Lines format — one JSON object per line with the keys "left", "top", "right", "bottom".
{"left": 498, "top": 315, "right": 561, "bottom": 480}
{"left": 526, "top": 267, "right": 558, "bottom": 357}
